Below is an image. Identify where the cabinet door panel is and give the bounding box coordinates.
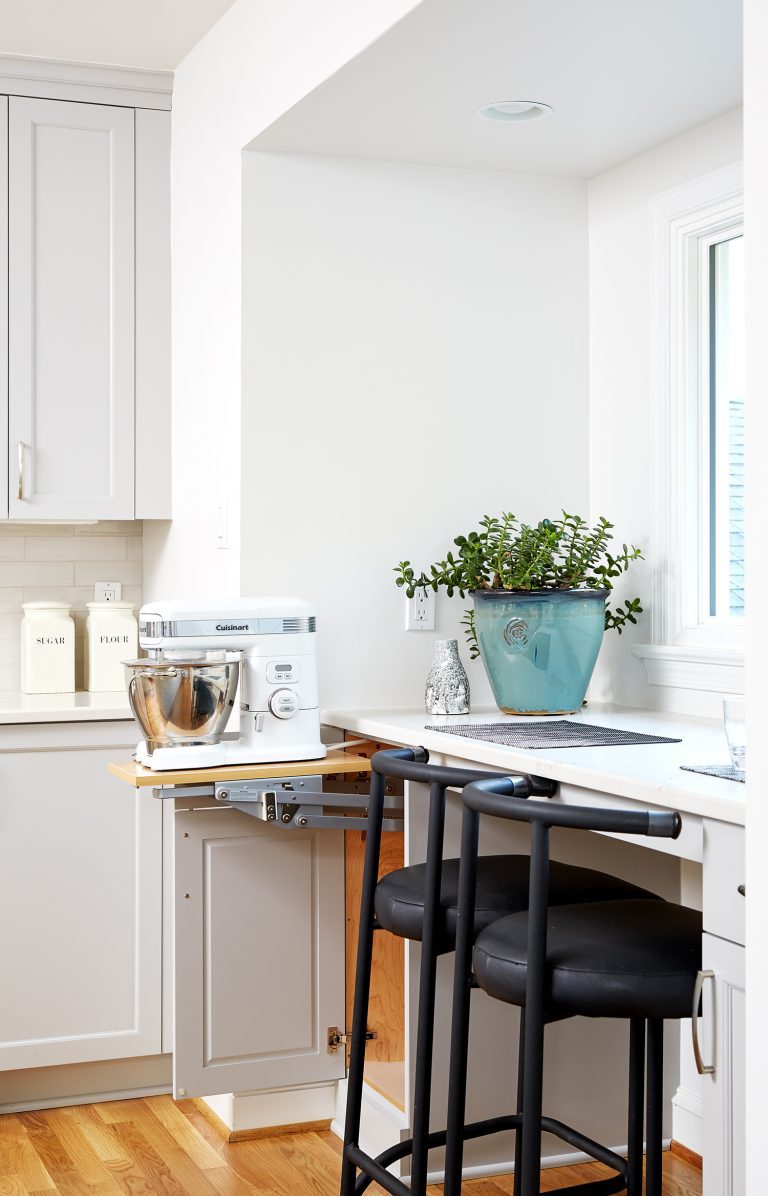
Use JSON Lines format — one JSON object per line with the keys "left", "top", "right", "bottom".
{"left": 0, "top": 746, "right": 161, "bottom": 1070}
{"left": 702, "top": 932, "right": 745, "bottom": 1196}
{"left": 173, "top": 808, "right": 345, "bottom": 1099}
{"left": 8, "top": 97, "right": 134, "bottom": 519}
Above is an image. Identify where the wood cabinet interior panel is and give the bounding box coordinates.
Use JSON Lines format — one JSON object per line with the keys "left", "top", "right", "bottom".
{"left": 342, "top": 738, "right": 405, "bottom": 1110}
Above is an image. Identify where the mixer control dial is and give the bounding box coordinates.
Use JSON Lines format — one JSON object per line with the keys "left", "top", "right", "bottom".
{"left": 269, "top": 688, "right": 300, "bottom": 719}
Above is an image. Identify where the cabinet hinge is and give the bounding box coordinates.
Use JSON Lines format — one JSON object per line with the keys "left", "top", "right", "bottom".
{"left": 327, "top": 1026, "right": 377, "bottom": 1053}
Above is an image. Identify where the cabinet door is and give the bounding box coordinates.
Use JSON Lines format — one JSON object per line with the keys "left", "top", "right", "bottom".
{"left": 701, "top": 933, "right": 745, "bottom": 1196}
{"left": 0, "top": 744, "right": 161, "bottom": 1070}
{"left": 173, "top": 807, "right": 346, "bottom": 1099}
{"left": 8, "top": 97, "right": 135, "bottom": 520}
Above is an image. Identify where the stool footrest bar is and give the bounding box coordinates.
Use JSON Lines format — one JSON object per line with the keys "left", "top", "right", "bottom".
{"left": 540, "top": 1116, "right": 628, "bottom": 1176}
{"left": 346, "top": 1145, "right": 410, "bottom": 1196}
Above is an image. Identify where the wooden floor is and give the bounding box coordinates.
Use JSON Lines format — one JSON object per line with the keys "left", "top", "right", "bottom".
{"left": 0, "top": 1095, "right": 702, "bottom": 1195}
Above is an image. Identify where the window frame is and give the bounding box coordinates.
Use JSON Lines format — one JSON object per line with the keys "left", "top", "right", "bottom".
{"left": 633, "top": 162, "right": 744, "bottom": 693}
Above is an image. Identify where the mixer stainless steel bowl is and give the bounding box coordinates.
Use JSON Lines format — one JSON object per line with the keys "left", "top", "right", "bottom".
{"left": 124, "top": 653, "right": 240, "bottom": 754}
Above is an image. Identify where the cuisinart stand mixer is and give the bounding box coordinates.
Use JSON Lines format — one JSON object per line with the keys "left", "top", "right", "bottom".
{"left": 125, "top": 598, "right": 326, "bottom": 770}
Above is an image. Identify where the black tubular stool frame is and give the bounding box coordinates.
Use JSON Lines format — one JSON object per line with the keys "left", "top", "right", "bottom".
{"left": 443, "top": 777, "right": 682, "bottom": 1196}
{"left": 340, "top": 748, "right": 557, "bottom": 1196}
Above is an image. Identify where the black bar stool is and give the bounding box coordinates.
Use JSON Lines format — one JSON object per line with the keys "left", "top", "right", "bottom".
{"left": 444, "top": 776, "right": 701, "bottom": 1196}
{"left": 340, "top": 749, "right": 666, "bottom": 1196}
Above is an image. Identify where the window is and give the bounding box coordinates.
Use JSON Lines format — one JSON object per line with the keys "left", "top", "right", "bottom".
{"left": 634, "top": 164, "right": 744, "bottom": 693}
{"left": 708, "top": 232, "right": 745, "bottom": 620}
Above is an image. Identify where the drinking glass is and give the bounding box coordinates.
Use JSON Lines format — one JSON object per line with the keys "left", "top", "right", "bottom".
{"left": 723, "top": 697, "right": 746, "bottom": 777}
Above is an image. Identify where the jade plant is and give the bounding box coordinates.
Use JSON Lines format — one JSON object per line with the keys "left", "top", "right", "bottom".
{"left": 394, "top": 512, "right": 643, "bottom": 658}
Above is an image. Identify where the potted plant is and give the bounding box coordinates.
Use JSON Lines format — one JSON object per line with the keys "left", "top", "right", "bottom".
{"left": 394, "top": 512, "right": 642, "bottom": 715}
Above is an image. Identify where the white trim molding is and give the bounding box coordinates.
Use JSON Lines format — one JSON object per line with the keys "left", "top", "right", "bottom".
{"left": 0, "top": 54, "right": 173, "bottom": 110}
{"left": 645, "top": 161, "right": 744, "bottom": 691}
{"left": 633, "top": 644, "right": 744, "bottom": 694}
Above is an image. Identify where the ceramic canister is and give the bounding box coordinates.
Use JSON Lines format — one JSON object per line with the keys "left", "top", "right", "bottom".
{"left": 20, "top": 602, "right": 76, "bottom": 694}
{"left": 85, "top": 602, "right": 138, "bottom": 692}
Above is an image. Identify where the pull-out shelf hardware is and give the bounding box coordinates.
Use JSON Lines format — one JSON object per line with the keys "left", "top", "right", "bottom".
{"left": 152, "top": 775, "right": 404, "bottom": 831}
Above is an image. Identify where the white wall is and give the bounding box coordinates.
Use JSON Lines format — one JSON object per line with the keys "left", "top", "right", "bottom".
{"left": 744, "top": 0, "right": 768, "bottom": 1187}
{"left": 142, "top": 0, "right": 424, "bottom": 605}
{"left": 587, "top": 109, "right": 743, "bottom": 716}
{"left": 241, "top": 152, "right": 589, "bottom": 709}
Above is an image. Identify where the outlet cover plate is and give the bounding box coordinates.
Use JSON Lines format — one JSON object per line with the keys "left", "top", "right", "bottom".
{"left": 94, "top": 581, "right": 123, "bottom": 602}
{"left": 405, "top": 590, "right": 436, "bottom": 631}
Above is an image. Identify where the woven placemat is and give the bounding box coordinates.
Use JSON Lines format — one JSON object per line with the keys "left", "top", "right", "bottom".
{"left": 681, "top": 763, "right": 745, "bottom": 783}
{"left": 426, "top": 720, "right": 681, "bottom": 750}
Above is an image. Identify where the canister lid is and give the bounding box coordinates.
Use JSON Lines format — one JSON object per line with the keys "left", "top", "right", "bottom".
{"left": 86, "top": 601, "right": 135, "bottom": 610}
{"left": 22, "top": 601, "right": 72, "bottom": 612}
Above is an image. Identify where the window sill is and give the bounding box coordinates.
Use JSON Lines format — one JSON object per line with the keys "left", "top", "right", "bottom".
{"left": 632, "top": 644, "right": 744, "bottom": 694}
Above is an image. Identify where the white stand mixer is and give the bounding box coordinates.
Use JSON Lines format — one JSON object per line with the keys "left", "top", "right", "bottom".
{"left": 126, "top": 598, "right": 327, "bottom": 770}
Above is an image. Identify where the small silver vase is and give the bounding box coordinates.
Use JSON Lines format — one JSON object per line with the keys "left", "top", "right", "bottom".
{"left": 425, "top": 639, "right": 470, "bottom": 716}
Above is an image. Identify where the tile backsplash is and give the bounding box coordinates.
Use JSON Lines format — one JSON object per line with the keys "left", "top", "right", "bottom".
{"left": 0, "top": 521, "right": 143, "bottom": 692}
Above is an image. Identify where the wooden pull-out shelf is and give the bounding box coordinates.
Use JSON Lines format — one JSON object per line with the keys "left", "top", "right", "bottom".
{"left": 109, "top": 748, "right": 371, "bottom": 788}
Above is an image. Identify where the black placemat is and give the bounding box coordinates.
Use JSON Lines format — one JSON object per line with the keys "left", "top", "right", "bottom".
{"left": 681, "top": 763, "right": 745, "bottom": 783}
{"left": 426, "top": 720, "right": 681, "bottom": 749}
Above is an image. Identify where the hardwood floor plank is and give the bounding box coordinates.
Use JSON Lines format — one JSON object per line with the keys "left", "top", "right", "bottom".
{"left": 120, "top": 1103, "right": 223, "bottom": 1195}
{"left": 0, "top": 1096, "right": 702, "bottom": 1196}
{"left": 0, "top": 1115, "right": 56, "bottom": 1193}
{"left": 61, "top": 1105, "right": 133, "bottom": 1168}
{"left": 109, "top": 1121, "right": 190, "bottom": 1196}
{"left": 17, "top": 1111, "right": 106, "bottom": 1196}
{"left": 44, "top": 1108, "right": 123, "bottom": 1191}
{"left": 146, "top": 1098, "right": 224, "bottom": 1170}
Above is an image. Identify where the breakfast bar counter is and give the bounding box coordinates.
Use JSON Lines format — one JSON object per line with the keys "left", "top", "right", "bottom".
{"left": 322, "top": 702, "right": 746, "bottom": 826}
{"left": 323, "top": 702, "right": 745, "bottom": 1191}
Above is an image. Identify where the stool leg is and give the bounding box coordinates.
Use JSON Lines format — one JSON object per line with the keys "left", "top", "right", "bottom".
{"left": 519, "top": 822, "right": 550, "bottom": 1196}
{"left": 512, "top": 1010, "right": 525, "bottom": 1196}
{"left": 340, "top": 773, "right": 386, "bottom": 1196}
{"left": 443, "top": 805, "right": 481, "bottom": 1196}
{"left": 410, "top": 783, "right": 447, "bottom": 1196}
{"left": 646, "top": 1018, "right": 664, "bottom": 1196}
{"left": 626, "top": 1018, "right": 645, "bottom": 1196}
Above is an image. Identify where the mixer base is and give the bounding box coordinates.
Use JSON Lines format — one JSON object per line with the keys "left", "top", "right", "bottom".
{"left": 135, "top": 740, "right": 328, "bottom": 771}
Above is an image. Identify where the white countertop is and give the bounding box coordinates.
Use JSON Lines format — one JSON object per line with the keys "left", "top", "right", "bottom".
{"left": 0, "top": 690, "right": 133, "bottom": 724}
{"left": 322, "top": 703, "right": 746, "bottom": 826}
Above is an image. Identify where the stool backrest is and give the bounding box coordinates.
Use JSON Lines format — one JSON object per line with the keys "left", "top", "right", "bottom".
{"left": 454, "top": 776, "right": 682, "bottom": 1024}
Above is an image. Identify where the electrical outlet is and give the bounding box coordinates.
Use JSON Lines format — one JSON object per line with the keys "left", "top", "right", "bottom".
{"left": 404, "top": 589, "right": 436, "bottom": 631}
{"left": 94, "top": 581, "right": 122, "bottom": 602}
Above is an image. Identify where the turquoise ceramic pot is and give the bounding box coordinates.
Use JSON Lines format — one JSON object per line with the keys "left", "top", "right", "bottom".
{"left": 472, "top": 588, "right": 607, "bottom": 715}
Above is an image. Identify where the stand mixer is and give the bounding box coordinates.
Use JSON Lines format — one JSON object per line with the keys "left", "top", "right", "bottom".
{"left": 124, "top": 598, "right": 326, "bottom": 770}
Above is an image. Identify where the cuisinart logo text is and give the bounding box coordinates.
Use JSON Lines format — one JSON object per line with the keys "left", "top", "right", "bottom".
{"left": 216, "top": 623, "right": 249, "bottom": 631}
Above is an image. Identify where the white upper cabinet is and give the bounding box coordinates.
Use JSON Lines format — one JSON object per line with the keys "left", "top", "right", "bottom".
{"left": 8, "top": 98, "right": 135, "bottom": 520}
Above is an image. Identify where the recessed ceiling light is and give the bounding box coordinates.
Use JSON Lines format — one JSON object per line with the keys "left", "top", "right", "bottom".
{"left": 477, "top": 100, "right": 553, "bottom": 123}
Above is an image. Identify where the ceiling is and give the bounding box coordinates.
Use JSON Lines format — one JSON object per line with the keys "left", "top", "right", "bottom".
{"left": 0, "top": 0, "right": 237, "bottom": 71}
{"left": 254, "top": 0, "right": 743, "bottom": 178}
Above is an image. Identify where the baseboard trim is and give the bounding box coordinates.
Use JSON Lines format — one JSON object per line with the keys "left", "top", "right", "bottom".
{"left": 0, "top": 1082, "right": 172, "bottom": 1115}
{"left": 193, "top": 1099, "right": 330, "bottom": 1143}
{"left": 0, "top": 1054, "right": 172, "bottom": 1115}
{"left": 198, "top": 1082, "right": 338, "bottom": 1139}
{"left": 423, "top": 1140, "right": 672, "bottom": 1186}
{"left": 670, "top": 1139, "right": 703, "bottom": 1169}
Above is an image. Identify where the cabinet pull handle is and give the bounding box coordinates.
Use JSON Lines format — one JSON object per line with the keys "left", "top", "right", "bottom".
{"left": 738, "top": 884, "right": 745, "bottom": 897}
{"left": 692, "top": 968, "right": 715, "bottom": 1075}
{"left": 16, "top": 441, "right": 24, "bottom": 501}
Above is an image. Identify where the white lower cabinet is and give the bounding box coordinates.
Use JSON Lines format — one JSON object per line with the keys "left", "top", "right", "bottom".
{"left": 0, "top": 723, "right": 162, "bottom": 1071}
{"left": 171, "top": 802, "right": 346, "bottom": 1099}
{"left": 701, "top": 932, "right": 745, "bottom": 1196}
{"left": 700, "top": 818, "right": 746, "bottom": 1196}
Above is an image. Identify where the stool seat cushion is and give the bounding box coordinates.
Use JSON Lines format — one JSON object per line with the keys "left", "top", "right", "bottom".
{"left": 473, "top": 899, "right": 702, "bottom": 1020}
{"left": 374, "top": 857, "right": 660, "bottom": 953}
